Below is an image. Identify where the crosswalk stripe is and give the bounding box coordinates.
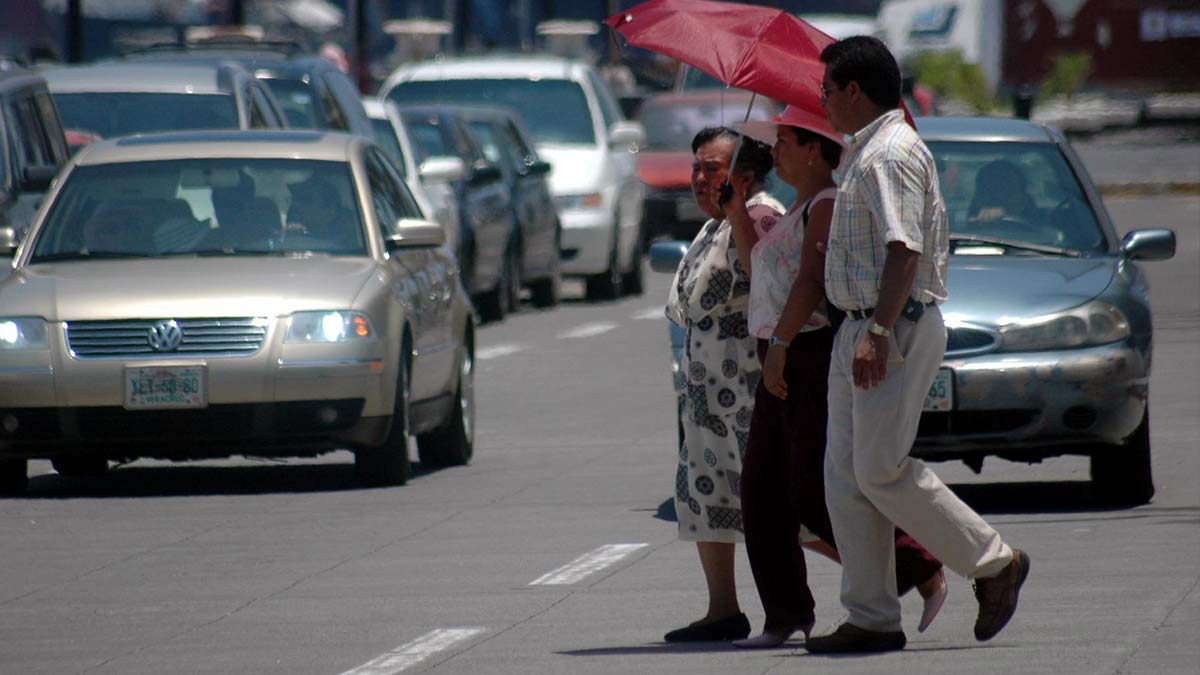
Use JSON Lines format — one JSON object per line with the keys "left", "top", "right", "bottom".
{"left": 556, "top": 321, "right": 618, "bottom": 340}
{"left": 337, "top": 627, "right": 486, "bottom": 675}
{"left": 475, "top": 343, "right": 525, "bottom": 360}
{"left": 529, "top": 543, "right": 649, "bottom": 586}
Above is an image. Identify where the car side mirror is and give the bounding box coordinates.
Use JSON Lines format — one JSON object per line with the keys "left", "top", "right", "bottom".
{"left": 608, "top": 120, "right": 645, "bottom": 148}
{"left": 1121, "top": 228, "right": 1175, "bottom": 261}
{"left": 649, "top": 240, "right": 689, "bottom": 273}
{"left": 385, "top": 218, "right": 445, "bottom": 251}
{"left": 21, "top": 165, "right": 58, "bottom": 192}
{"left": 521, "top": 159, "right": 552, "bottom": 176}
{"left": 468, "top": 160, "right": 502, "bottom": 185}
{"left": 418, "top": 156, "right": 466, "bottom": 183}
{"left": 0, "top": 227, "right": 18, "bottom": 257}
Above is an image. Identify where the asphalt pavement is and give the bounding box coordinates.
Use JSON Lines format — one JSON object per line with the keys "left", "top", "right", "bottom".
{"left": 0, "top": 177, "right": 1197, "bottom": 672}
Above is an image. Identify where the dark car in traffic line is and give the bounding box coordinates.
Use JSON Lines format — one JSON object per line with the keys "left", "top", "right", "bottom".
{"left": 397, "top": 105, "right": 515, "bottom": 322}
{"left": 456, "top": 105, "right": 562, "bottom": 308}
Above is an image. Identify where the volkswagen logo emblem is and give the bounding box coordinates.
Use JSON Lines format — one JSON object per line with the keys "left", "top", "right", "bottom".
{"left": 147, "top": 320, "right": 183, "bottom": 352}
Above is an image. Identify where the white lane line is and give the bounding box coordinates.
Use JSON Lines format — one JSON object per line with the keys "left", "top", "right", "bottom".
{"left": 529, "top": 543, "right": 649, "bottom": 586}
{"left": 631, "top": 306, "right": 666, "bottom": 320}
{"left": 556, "top": 321, "right": 618, "bottom": 340}
{"left": 475, "top": 343, "right": 525, "bottom": 360}
{"left": 338, "top": 627, "right": 486, "bottom": 675}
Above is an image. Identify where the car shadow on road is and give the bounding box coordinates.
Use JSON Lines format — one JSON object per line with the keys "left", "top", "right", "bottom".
{"left": 13, "top": 459, "right": 448, "bottom": 499}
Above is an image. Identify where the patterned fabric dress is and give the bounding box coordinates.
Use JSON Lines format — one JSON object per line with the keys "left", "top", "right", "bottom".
{"left": 667, "top": 191, "right": 785, "bottom": 543}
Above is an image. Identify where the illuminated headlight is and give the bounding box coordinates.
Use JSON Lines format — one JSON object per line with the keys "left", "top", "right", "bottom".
{"left": 999, "top": 301, "right": 1130, "bottom": 352}
{"left": 286, "top": 311, "right": 374, "bottom": 343}
{"left": 0, "top": 318, "right": 48, "bottom": 350}
{"left": 553, "top": 192, "right": 604, "bottom": 211}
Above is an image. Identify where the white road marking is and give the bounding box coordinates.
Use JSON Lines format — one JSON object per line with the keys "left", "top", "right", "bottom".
{"left": 475, "top": 343, "right": 525, "bottom": 360}
{"left": 631, "top": 307, "right": 666, "bottom": 320}
{"left": 529, "top": 543, "right": 649, "bottom": 586}
{"left": 338, "top": 627, "right": 486, "bottom": 675}
{"left": 556, "top": 321, "right": 618, "bottom": 340}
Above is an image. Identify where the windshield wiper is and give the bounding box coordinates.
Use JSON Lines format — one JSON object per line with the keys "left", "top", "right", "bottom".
{"left": 30, "top": 251, "right": 151, "bottom": 263}
{"left": 949, "top": 234, "right": 1080, "bottom": 257}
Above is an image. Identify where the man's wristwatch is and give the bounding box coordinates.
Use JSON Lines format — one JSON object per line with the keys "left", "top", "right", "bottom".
{"left": 767, "top": 335, "right": 790, "bottom": 348}
{"left": 868, "top": 322, "right": 891, "bottom": 338}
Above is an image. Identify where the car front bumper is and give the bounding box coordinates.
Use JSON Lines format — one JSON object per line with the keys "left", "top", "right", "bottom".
{"left": 558, "top": 209, "right": 615, "bottom": 276}
{"left": 913, "top": 340, "right": 1149, "bottom": 461}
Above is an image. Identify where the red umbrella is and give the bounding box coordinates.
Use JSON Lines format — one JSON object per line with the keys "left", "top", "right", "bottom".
{"left": 606, "top": 0, "right": 914, "bottom": 127}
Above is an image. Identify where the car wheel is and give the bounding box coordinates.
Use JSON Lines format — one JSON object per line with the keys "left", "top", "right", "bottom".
{"left": 503, "top": 245, "right": 522, "bottom": 315}
{"left": 621, "top": 227, "right": 645, "bottom": 296}
{"left": 418, "top": 346, "right": 474, "bottom": 467}
{"left": 0, "top": 459, "right": 27, "bottom": 496}
{"left": 529, "top": 235, "right": 561, "bottom": 308}
{"left": 584, "top": 230, "right": 623, "bottom": 301}
{"left": 51, "top": 455, "right": 109, "bottom": 477}
{"left": 355, "top": 350, "right": 411, "bottom": 487}
{"left": 477, "top": 248, "right": 513, "bottom": 323}
{"left": 1091, "top": 411, "right": 1154, "bottom": 506}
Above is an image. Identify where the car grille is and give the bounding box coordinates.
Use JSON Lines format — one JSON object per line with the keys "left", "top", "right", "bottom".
{"left": 66, "top": 318, "right": 269, "bottom": 359}
{"left": 944, "top": 325, "right": 999, "bottom": 356}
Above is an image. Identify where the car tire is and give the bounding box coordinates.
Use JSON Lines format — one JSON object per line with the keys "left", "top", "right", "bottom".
{"left": 418, "top": 346, "right": 474, "bottom": 467}
{"left": 51, "top": 455, "right": 109, "bottom": 477}
{"left": 477, "top": 247, "right": 515, "bottom": 323}
{"left": 585, "top": 230, "right": 623, "bottom": 301}
{"left": 529, "top": 234, "right": 561, "bottom": 308}
{"left": 355, "top": 351, "right": 411, "bottom": 487}
{"left": 1091, "top": 411, "right": 1154, "bottom": 506}
{"left": 621, "top": 227, "right": 645, "bottom": 296}
{"left": 0, "top": 459, "right": 27, "bottom": 496}
{"left": 503, "top": 245, "right": 522, "bottom": 315}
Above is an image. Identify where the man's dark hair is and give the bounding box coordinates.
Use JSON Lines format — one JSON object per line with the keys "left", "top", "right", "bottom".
{"left": 691, "top": 126, "right": 774, "bottom": 187}
{"left": 784, "top": 126, "right": 843, "bottom": 169}
{"left": 819, "top": 35, "right": 902, "bottom": 110}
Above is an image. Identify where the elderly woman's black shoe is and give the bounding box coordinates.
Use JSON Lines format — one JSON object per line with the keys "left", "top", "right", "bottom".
{"left": 663, "top": 613, "right": 751, "bottom": 642}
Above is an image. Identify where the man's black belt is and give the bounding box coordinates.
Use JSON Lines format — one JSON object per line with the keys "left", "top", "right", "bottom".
{"left": 842, "top": 298, "right": 934, "bottom": 322}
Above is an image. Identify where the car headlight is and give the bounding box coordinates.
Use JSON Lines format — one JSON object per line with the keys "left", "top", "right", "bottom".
{"left": 999, "top": 301, "right": 1130, "bottom": 352}
{"left": 553, "top": 192, "right": 604, "bottom": 211}
{"left": 286, "top": 311, "right": 374, "bottom": 343}
{"left": 0, "top": 318, "right": 49, "bottom": 350}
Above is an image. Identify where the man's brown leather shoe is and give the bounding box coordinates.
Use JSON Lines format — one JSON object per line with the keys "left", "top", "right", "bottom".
{"left": 804, "top": 622, "right": 906, "bottom": 653}
{"left": 973, "top": 549, "right": 1031, "bottom": 641}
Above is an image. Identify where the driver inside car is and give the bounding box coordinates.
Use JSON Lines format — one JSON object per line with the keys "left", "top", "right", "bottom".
{"left": 967, "top": 159, "right": 1038, "bottom": 224}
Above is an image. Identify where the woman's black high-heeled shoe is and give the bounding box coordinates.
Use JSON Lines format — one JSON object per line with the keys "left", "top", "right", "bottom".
{"left": 663, "top": 613, "right": 751, "bottom": 642}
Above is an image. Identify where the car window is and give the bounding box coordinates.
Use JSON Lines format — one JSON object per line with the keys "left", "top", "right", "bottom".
{"left": 388, "top": 79, "right": 595, "bottom": 145}
{"left": 33, "top": 92, "right": 68, "bottom": 164}
{"left": 247, "top": 90, "right": 269, "bottom": 129}
{"left": 324, "top": 73, "right": 367, "bottom": 130}
{"left": 30, "top": 158, "right": 366, "bottom": 260}
{"left": 448, "top": 120, "right": 482, "bottom": 161}
{"left": 369, "top": 117, "right": 408, "bottom": 177}
{"left": 586, "top": 69, "right": 621, "bottom": 130}
{"left": 466, "top": 120, "right": 502, "bottom": 164}
{"left": 366, "top": 148, "right": 422, "bottom": 235}
{"left": 926, "top": 140, "right": 1105, "bottom": 252}
{"left": 502, "top": 120, "right": 535, "bottom": 163}
{"left": 14, "top": 97, "right": 52, "bottom": 165}
{"left": 402, "top": 113, "right": 452, "bottom": 162}
{"left": 317, "top": 79, "right": 349, "bottom": 131}
{"left": 52, "top": 92, "right": 239, "bottom": 141}
{"left": 263, "top": 78, "right": 319, "bottom": 128}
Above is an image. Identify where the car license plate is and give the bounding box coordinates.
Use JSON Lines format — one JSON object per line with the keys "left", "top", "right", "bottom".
{"left": 923, "top": 368, "right": 953, "bottom": 412}
{"left": 676, "top": 196, "right": 706, "bottom": 222}
{"left": 125, "top": 366, "right": 206, "bottom": 409}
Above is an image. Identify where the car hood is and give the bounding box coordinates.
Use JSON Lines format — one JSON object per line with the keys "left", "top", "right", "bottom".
{"left": 536, "top": 145, "right": 605, "bottom": 196}
{"left": 636, "top": 151, "right": 691, "bottom": 189}
{"left": 0, "top": 257, "right": 379, "bottom": 321}
{"left": 942, "top": 255, "right": 1116, "bottom": 325}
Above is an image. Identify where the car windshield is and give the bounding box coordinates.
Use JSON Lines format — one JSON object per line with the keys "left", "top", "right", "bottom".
{"left": 262, "top": 78, "right": 319, "bottom": 128}
{"left": 637, "top": 98, "right": 777, "bottom": 151}
{"left": 52, "top": 92, "right": 239, "bottom": 140}
{"left": 370, "top": 117, "right": 408, "bottom": 177}
{"left": 30, "top": 158, "right": 367, "bottom": 262}
{"left": 388, "top": 79, "right": 595, "bottom": 145}
{"left": 926, "top": 140, "right": 1106, "bottom": 253}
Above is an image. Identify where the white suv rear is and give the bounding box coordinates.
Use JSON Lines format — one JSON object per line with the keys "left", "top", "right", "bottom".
{"left": 380, "top": 55, "right": 646, "bottom": 299}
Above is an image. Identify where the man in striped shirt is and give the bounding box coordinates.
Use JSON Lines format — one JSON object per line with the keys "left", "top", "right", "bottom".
{"left": 805, "top": 36, "right": 1030, "bottom": 654}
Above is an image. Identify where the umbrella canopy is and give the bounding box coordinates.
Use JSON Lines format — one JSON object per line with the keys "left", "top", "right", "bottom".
{"left": 607, "top": 0, "right": 913, "bottom": 128}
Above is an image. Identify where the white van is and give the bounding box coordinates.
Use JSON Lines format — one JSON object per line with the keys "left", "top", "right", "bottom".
{"left": 380, "top": 55, "right": 646, "bottom": 300}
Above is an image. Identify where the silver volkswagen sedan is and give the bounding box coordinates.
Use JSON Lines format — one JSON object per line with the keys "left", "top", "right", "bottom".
{"left": 651, "top": 117, "right": 1175, "bottom": 507}
{"left": 0, "top": 130, "right": 475, "bottom": 493}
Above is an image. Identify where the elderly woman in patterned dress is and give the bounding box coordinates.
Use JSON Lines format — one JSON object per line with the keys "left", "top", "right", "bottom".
{"left": 663, "top": 127, "right": 783, "bottom": 642}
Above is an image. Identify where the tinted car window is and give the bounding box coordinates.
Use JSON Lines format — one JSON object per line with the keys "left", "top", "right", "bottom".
{"left": 403, "top": 114, "right": 452, "bottom": 162}
{"left": 263, "top": 78, "right": 319, "bottom": 128}
{"left": 31, "top": 158, "right": 366, "bottom": 260}
{"left": 33, "top": 92, "right": 68, "bottom": 163}
{"left": 318, "top": 81, "right": 349, "bottom": 131}
{"left": 369, "top": 117, "right": 407, "bottom": 177}
{"left": 927, "top": 141, "right": 1105, "bottom": 252}
{"left": 466, "top": 120, "right": 502, "bottom": 164}
{"left": 389, "top": 79, "right": 595, "bottom": 145}
{"left": 53, "top": 93, "right": 239, "bottom": 140}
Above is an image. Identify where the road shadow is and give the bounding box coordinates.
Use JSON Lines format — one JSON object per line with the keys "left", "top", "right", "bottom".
{"left": 11, "top": 458, "right": 448, "bottom": 499}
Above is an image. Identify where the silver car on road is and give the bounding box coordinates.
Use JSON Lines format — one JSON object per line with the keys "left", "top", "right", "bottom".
{"left": 0, "top": 130, "right": 475, "bottom": 493}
